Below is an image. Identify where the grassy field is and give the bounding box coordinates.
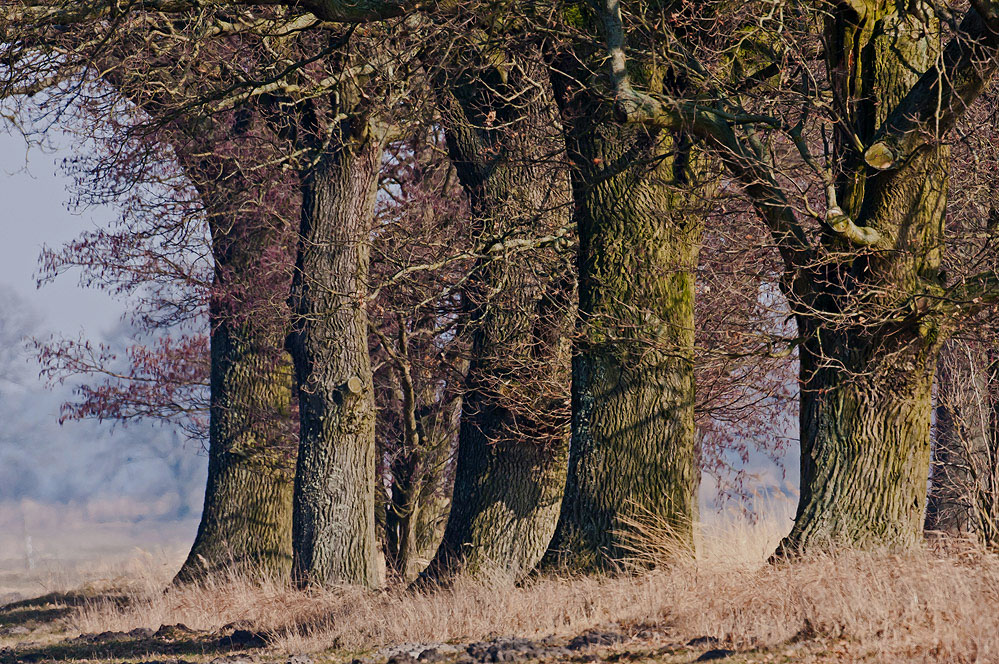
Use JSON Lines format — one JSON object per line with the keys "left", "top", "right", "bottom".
{"left": 2, "top": 500, "right": 997, "bottom": 663}
{"left": 0, "top": 499, "right": 194, "bottom": 601}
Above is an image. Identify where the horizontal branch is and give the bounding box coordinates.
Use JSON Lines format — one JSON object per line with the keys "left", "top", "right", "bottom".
{"left": 368, "top": 222, "right": 576, "bottom": 303}
{"left": 600, "top": 0, "right": 881, "bottom": 255}
{"left": 824, "top": 206, "right": 880, "bottom": 246}
{"left": 787, "top": 124, "right": 881, "bottom": 247}
{"left": 5, "top": 0, "right": 421, "bottom": 28}
{"left": 940, "top": 270, "right": 999, "bottom": 318}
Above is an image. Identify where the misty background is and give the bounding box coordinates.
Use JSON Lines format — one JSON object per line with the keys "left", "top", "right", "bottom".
{"left": 0, "top": 128, "right": 205, "bottom": 589}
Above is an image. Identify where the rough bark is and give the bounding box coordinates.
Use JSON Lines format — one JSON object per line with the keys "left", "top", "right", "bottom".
{"left": 785, "top": 320, "right": 938, "bottom": 550}
{"left": 926, "top": 342, "right": 999, "bottom": 546}
{"left": 927, "top": 345, "right": 986, "bottom": 535}
{"left": 173, "top": 152, "right": 297, "bottom": 585}
{"left": 778, "top": 2, "right": 949, "bottom": 552}
{"left": 590, "top": 0, "right": 999, "bottom": 553}
{"left": 421, "top": 51, "right": 575, "bottom": 581}
{"left": 174, "top": 318, "right": 295, "bottom": 583}
{"left": 382, "top": 334, "right": 462, "bottom": 582}
{"left": 288, "top": 117, "right": 388, "bottom": 588}
{"left": 545, "top": 47, "right": 705, "bottom": 570}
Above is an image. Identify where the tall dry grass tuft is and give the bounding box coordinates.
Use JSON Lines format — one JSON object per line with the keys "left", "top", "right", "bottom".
{"left": 67, "top": 506, "right": 999, "bottom": 662}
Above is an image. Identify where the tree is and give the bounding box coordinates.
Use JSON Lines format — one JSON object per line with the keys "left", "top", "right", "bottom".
{"left": 27, "top": 17, "right": 309, "bottom": 581}
{"left": 419, "top": 27, "right": 575, "bottom": 580}
{"left": 537, "top": 2, "right": 722, "bottom": 571}
{"left": 926, "top": 338, "right": 999, "bottom": 547}
{"left": 273, "top": 25, "right": 428, "bottom": 587}
{"left": 15, "top": 0, "right": 999, "bottom": 566}
{"left": 604, "top": 0, "right": 999, "bottom": 551}
{"left": 369, "top": 134, "right": 470, "bottom": 582}
{"left": 287, "top": 89, "right": 388, "bottom": 587}
{"left": 176, "top": 135, "right": 298, "bottom": 583}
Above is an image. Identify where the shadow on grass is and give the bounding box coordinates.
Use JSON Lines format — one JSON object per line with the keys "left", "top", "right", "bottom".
{"left": 0, "top": 632, "right": 264, "bottom": 663}
{"left": 0, "top": 591, "right": 129, "bottom": 628}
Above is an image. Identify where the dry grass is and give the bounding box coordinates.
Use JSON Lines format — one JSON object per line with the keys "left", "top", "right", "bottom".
{"left": 0, "top": 499, "right": 194, "bottom": 600}
{"left": 54, "top": 502, "right": 999, "bottom": 663}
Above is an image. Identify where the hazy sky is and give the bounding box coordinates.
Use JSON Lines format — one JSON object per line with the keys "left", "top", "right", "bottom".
{"left": 0, "top": 128, "right": 208, "bottom": 518}
{"left": 0, "top": 130, "right": 126, "bottom": 337}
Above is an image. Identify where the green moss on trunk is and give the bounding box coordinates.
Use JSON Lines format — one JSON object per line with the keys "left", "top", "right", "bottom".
{"left": 546, "top": 60, "right": 705, "bottom": 569}
{"left": 423, "top": 51, "right": 574, "bottom": 580}
{"left": 781, "top": 2, "right": 949, "bottom": 552}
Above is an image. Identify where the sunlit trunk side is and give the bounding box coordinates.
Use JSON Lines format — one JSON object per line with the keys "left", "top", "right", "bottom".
{"left": 779, "top": 3, "right": 948, "bottom": 552}
{"left": 544, "top": 41, "right": 707, "bottom": 571}
{"left": 289, "top": 116, "right": 389, "bottom": 588}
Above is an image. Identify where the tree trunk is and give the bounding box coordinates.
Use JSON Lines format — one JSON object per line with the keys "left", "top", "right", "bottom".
{"left": 926, "top": 344, "right": 986, "bottom": 535}
{"left": 174, "top": 318, "right": 295, "bottom": 583}
{"left": 174, "top": 155, "right": 297, "bottom": 585}
{"left": 422, "top": 52, "right": 574, "bottom": 580}
{"left": 927, "top": 392, "right": 974, "bottom": 536}
{"left": 781, "top": 322, "right": 937, "bottom": 551}
{"left": 926, "top": 342, "right": 999, "bottom": 546}
{"left": 546, "top": 61, "right": 705, "bottom": 570}
{"left": 288, "top": 120, "right": 387, "bottom": 588}
{"left": 779, "top": 149, "right": 949, "bottom": 551}
{"left": 381, "top": 341, "right": 463, "bottom": 582}
{"left": 982, "top": 360, "right": 999, "bottom": 547}
{"left": 779, "top": 3, "right": 948, "bottom": 552}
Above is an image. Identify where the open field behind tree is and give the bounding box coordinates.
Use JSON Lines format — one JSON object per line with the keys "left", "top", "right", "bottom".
{"left": 0, "top": 499, "right": 195, "bottom": 601}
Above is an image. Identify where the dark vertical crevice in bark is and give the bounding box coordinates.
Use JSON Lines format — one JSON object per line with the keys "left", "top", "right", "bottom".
{"left": 544, "top": 48, "right": 705, "bottom": 571}
{"left": 288, "top": 111, "right": 388, "bottom": 588}
{"left": 421, "top": 50, "right": 575, "bottom": 581}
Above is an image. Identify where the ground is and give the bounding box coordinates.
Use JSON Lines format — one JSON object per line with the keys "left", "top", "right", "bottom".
{"left": 1, "top": 504, "right": 995, "bottom": 663}
{"left": 0, "top": 595, "right": 937, "bottom": 664}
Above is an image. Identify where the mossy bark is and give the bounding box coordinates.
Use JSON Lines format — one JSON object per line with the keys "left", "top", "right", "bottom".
{"left": 288, "top": 118, "right": 388, "bottom": 588}
{"left": 545, "top": 55, "right": 705, "bottom": 570}
{"left": 174, "top": 158, "right": 296, "bottom": 585}
{"left": 174, "top": 320, "right": 295, "bottom": 583}
{"left": 779, "top": 2, "right": 949, "bottom": 552}
{"left": 787, "top": 320, "right": 938, "bottom": 550}
{"left": 422, "top": 52, "right": 574, "bottom": 580}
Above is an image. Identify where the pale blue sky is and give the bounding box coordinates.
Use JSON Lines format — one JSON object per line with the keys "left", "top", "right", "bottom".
{"left": 0, "top": 128, "right": 207, "bottom": 517}
{"left": 0, "top": 130, "right": 125, "bottom": 336}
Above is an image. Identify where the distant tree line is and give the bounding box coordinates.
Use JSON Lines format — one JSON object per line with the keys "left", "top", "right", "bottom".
{"left": 3, "top": 0, "right": 999, "bottom": 588}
